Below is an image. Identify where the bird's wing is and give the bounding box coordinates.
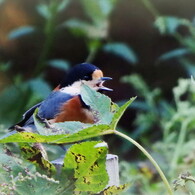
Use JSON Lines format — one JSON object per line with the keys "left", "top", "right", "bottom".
{"left": 9, "top": 91, "right": 73, "bottom": 130}
{"left": 9, "top": 102, "right": 42, "bottom": 130}
{"left": 38, "top": 91, "right": 73, "bottom": 119}
{"left": 22, "top": 102, "right": 43, "bottom": 119}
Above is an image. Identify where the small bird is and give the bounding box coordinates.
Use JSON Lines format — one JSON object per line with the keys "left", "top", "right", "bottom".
{"left": 9, "top": 63, "right": 112, "bottom": 131}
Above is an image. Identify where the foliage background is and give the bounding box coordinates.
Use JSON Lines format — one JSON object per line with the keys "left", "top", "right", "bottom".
{"left": 0, "top": 0, "right": 195, "bottom": 194}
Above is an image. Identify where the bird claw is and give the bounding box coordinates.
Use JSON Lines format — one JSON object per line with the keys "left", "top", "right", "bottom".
{"left": 42, "top": 119, "right": 52, "bottom": 129}
{"left": 14, "top": 125, "right": 26, "bottom": 132}
{"left": 36, "top": 114, "right": 52, "bottom": 128}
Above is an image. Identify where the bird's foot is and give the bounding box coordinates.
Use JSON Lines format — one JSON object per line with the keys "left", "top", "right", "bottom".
{"left": 42, "top": 119, "right": 52, "bottom": 129}
{"left": 15, "top": 125, "right": 26, "bottom": 132}
{"left": 36, "top": 114, "right": 52, "bottom": 128}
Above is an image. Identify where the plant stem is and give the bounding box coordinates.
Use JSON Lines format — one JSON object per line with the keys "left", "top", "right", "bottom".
{"left": 170, "top": 119, "right": 190, "bottom": 178}
{"left": 33, "top": 2, "right": 58, "bottom": 76}
{"left": 140, "top": 0, "right": 160, "bottom": 18}
{"left": 85, "top": 47, "right": 98, "bottom": 63}
{"left": 114, "top": 130, "right": 173, "bottom": 195}
{"left": 85, "top": 40, "right": 102, "bottom": 63}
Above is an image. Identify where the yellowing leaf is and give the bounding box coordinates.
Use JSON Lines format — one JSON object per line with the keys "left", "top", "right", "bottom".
{"left": 0, "top": 124, "right": 111, "bottom": 144}
{"left": 20, "top": 143, "right": 56, "bottom": 175}
{"left": 101, "top": 183, "right": 131, "bottom": 195}
{"left": 63, "top": 141, "right": 109, "bottom": 193}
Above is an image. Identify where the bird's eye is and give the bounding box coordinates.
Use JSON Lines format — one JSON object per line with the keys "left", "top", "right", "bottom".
{"left": 83, "top": 75, "right": 90, "bottom": 80}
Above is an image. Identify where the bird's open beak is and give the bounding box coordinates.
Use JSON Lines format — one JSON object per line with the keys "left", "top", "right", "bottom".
{"left": 98, "top": 77, "right": 113, "bottom": 91}
{"left": 101, "top": 77, "right": 112, "bottom": 81}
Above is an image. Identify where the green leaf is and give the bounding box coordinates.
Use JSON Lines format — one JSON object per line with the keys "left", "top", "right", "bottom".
{"left": 110, "top": 97, "right": 136, "bottom": 129}
{"left": 28, "top": 78, "right": 51, "bottom": 99}
{"left": 0, "top": 148, "right": 25, "bottom": 177}
{"left": 64, "top": 19, "right": 92, "bottom": 37}
{"left": 121, "top": 74, "right": 149, "bottom": 96}
{"left": 0, "top": 61, "right": 12, "bottom": 72}
{"left": 0, "top": 145, "right": 72, "bottom": 194}
{"left": 155, "top": 16, "right": 189, "bottom": 35}
{"left": 0, "top": 77, "right": 50, "bottom": 125}
{"left": 33, "top": 108, "right": 93, "bottom": 135}
{"left": 63, "top": 141, "right": 109, "bottom": 193}
{"left": 19, "top": 143, "right": 56, "bottom": 175}
{"left": 57, "top": 0, "right": 70, "bottom": 12}
{"left": 103, "top": 43, "right": 138, "bottom": 64}
{"left": 47, "top": 59, "right": 70, "bottom": 71}
{"left": 14, "top": 173, "right": 60, "bottom": 195}
{"left": 64, "top": 18, "right": 90, "bottom": 33}
{"left": 158, "top": 48, "right": 190, "bottom": 62}
{"left": 0, "top": 0, "right": 5, "bottom": 5}
{"left": 0, "top": 124, "right": 111, "bottom": 144}
{"left": 53, "top": 122, "right": 92, "bottom": 134}
{"left": 64, "top": 19, "right": 107, "bottom": 38}
{"left": 37, "top": 1, "right": 70, "bottom": 19}
{"left": 8, "top": 26, "right": 36, "bottom": 40}
{"left": 0, "top": 84, "right": 30, "bottom": 125}
{"left": 100, "top": 183, "right": 131, "bottom": 195}
{"left": 37, "top": 4, "right": 50, "bottom": 19}
{"left": 0, "top": 85, "right": 136, "bottom": 142}
{"left": 173, "top": 172, "right": 195, "bottom": 191}
{"left": 180, "top": 58, "right": 195, "bottom": 76}
{"left": 81, "top": 85, "right": 115, "bottom": 124}
{"left": 33, "top": 108, "right": 49, "bottom": 135}
{"left": 173, "top": 78, "right": 195, "bottom": 109}
{"left": 81, "top": 0, "right": 117, "bottom": 24}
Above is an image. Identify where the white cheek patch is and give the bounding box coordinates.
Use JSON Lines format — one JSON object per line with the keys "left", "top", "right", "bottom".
{"left": 60, "top": 81, "right": 82, "bottom": 95}
{"left": 82, "top": 80, "right": 100, "bottom": 90}
{"left": 60, "top": 80, "right": 100, "bottom": 95}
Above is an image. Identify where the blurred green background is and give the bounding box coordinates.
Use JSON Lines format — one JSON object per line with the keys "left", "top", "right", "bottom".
{"left": 0, "top": 0, "right": 195, "bottom": 194}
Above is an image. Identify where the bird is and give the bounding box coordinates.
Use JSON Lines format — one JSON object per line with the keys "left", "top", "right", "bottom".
{"left": 9, "top": 63, "right": 112, "bottom": 132}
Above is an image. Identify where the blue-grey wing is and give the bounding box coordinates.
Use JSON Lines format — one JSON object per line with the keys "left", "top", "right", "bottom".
{"left": 9, "top": 91, "right": 73, "bottom": 130}
{"left": 38, "top": 91, "right": 73, "bottom": 119}
{"left": 9, "top": 102, "right": 42, "bottom": 130}
{"left": 22, "top": 102, "right": 43, "bottom": 119}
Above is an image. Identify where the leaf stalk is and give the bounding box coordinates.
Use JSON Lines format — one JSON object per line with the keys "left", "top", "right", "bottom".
{"left": 113, "top": 130, "right": 173, "bottom": 195}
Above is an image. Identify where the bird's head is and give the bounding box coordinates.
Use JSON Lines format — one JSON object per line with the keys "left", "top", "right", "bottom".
{"left": 59, "top": 63, "right": 112, "bottom": 95}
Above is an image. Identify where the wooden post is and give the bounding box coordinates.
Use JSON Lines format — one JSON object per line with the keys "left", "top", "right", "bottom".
{"left": 106, "top": 154, "right": 120, "bottom": 187}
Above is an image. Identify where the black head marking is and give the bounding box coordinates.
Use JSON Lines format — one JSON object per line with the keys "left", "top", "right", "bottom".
{"left": 60, "top": 63, "right": 100, "bottom": 87}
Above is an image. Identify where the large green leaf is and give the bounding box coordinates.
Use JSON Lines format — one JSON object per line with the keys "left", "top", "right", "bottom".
{"left": 0, "top": 147, "right": 25, "bottom": 178}
{"left": 0, "top": 149, "right": 68, "bottom": 195}
{"left": 110, "top": 97, "right": 136, "bottom": 129}
{"left": 81, "top": 85, "right": 116, "bottom": 124}
{"left": 33, "top": 108, "right": 93, "bottom": 135}
{"left": 0, "top": 124, "right": 111, "bottom": 144}
{"left": 63, "top": 141, "right": 109, "bottom": 193}
{"left": 0, "top": 144, "right": 74, "bottom": 195}
{"left": 0, "top": 86, "right": 135, "bottom": 142}
{"left": 19, "top": 143, "right": 56, "bottom": 175}
{"left": 103, "top": 43, "right": 138, "bottom": 64}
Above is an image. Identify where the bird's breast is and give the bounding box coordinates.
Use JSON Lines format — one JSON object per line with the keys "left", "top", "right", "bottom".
{"left": 52, "top": 96, "right": 94, "bottom": 124}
